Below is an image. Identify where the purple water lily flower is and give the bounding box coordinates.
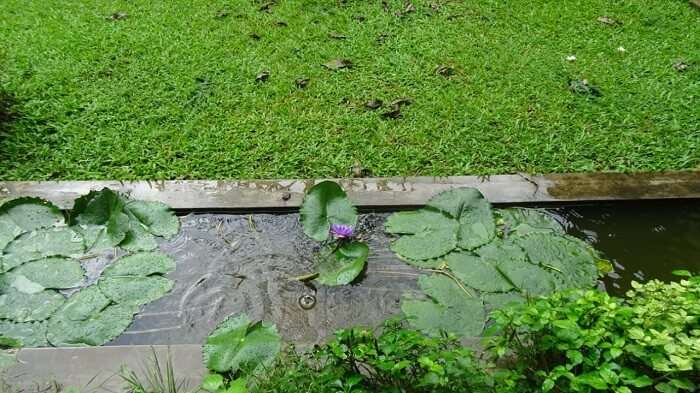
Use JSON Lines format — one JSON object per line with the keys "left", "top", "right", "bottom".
{"left": 330, "top": 224, "right": 354, "bottom": 239}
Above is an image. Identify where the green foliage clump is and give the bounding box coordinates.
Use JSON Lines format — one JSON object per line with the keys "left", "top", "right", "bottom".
{"left": 487, "top": 276, "right": 700, "bottom": 393}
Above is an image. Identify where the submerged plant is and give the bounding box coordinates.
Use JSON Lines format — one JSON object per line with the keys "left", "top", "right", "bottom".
{"left": 298, "top": 181, "right": 368, "bottom": 286}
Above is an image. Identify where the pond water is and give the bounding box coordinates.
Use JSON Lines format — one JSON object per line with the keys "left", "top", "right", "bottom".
{"left": 109, "top": 200, "right": 700, "bottom": 347}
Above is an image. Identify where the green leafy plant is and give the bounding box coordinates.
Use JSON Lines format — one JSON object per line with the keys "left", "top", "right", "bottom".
{"left": 487, "top": 276, "right": 700, "bottom": 393}
{"left": 385, "top": 187, "right": 606, "bottom": 337}
{"left": 0, "top": 189, "right": 180, "bottom": 348}
{"left": 299, "top": 181, "right": 368, "bottom": 286}
{"left": 121, "top": 348, "right": 190, "bottom": 393}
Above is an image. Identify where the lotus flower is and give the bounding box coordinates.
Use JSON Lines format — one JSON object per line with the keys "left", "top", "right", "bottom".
{"left": 330, "top": 224, "right": 354, "bottom": 239}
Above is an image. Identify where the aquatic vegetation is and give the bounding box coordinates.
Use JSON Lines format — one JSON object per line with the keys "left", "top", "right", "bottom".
{"left": 385, "top": 187, "right": 606, "bottom": 337}
{"left": 299, "top": 181, "right": 368, "bottom": 286}
{"left": 0, "top": 189, "right": 179, "bottom": 347}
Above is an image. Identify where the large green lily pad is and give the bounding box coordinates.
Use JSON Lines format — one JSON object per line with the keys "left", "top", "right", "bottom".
{"left": 402, "top": 274, "right": 485, "bottom": 337}
{"left": 47, "top": 303, "right": 138, "bottom": 346}
{"left": 515, "top": 233, "right": 599, "bottom": 290}
{"left": 0, "top": 288, "right": 65, "bottom": 322}
{"left": 446, "top": 252, "right": 512, "bottom": 293}
{"left": 316, "top": 242, "right": 368, "bottom": 286}
{"left": 499, "top": 208, "right": 564, "bottom": 237}
{"left": 55, "top": 286, "right": 111, "bottom": 322}
{"left": 426, "top": 188, "right": 495, "bottom": 250}
{"left": 0, "top": 198, "right": 64, "bottom": 232}
{"left": 98, "top": 276, "right": 174, "bottom": 305}
{"left": 70, "top": 189, "right": 130, "bottom": 248}
{"left": 0, "top": 215, "right": 24, "bottom": 252}
{"left": 102, "top": 252, "right": 176, "bottom": 277}
{"left": 12, "top": 257, "right": 85, "bottom": 289}
{"left": 495, "top": 258, "right": 556, "bottom": 296}
{"left": 125, "top": 201, "right": 180, "bottom": 239}
{"left": 0, "top": 320, "right": 48, "bottom": 347}
{"left": 1, "top": 228, "right": 85, "bottom": 271}
{"left": 386, "top": 209, "right": 458, "bottom": 260}
{"left": 203, "top": 313, "right": 281, "bottom": 374}
{"left": 300, "top": 181, "right": 357, "bottom": 241}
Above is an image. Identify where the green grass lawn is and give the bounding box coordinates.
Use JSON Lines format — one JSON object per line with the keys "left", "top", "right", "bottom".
{"left": 0, "top": 0, "right": 698, "bottom": 180}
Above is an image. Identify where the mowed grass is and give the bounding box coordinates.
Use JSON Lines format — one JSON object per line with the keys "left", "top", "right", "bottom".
{"left": 0, "top": 0, "right": 698, "bottom": 180}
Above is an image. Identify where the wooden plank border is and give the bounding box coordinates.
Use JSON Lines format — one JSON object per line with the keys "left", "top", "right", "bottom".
{"left": 1, "top": 171, "right": 699, "bottom": 210}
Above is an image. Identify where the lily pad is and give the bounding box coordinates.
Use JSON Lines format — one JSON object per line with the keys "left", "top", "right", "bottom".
{"left": 385, "top": 209, "right": 458, "bottom": 260}
{"left": 0, "top": 288, "right": 65, "bottom": 322}
{"left": 98, "top": 276, "right": 173, "bottom": 306}
{"left": 125, "top": 201, "right": 180, "bottom": 239}
{"left": 12, "top": 257, "right": 85, "bottom": 289}
{"left": 402, "top": 274, "right": 485, "bottom": 337}
{"left": 0, "top": 198, "right": 64, "bottom": 232}
{"left": 47, "top": 303, "right": 138, "bottom": 346}
{"left": 120, "top": 220, "right": 158, "bottom": 251}
{"left": 300, "top": 181, "right": 357, "bottom": 241}
{"left": 59, "top": 286, "right": 111, "bottom": 321}
{"left": 1, "top": 228, "right": 85, "bottom": 271}
{"left": 203, "top": 314, "right": 281, "bottom": 374}
{"left": 483, "top": 292, "right": 525, "bottom": 313}
{"left": 0, "top": 320, "right": 48, "bottom": 347}
{"left": 495, "top": 258, "right": 555, "bottom": 297}
{"left": 0, "top": 214, "right": 24, "bottom": 252}
{"left": 515, "top": 233, "right": 598, "bottom": 290}
{"left": 0, "top": 273, "right": 44, "bottom": 294}
{"left": 316, "top": 242, "right": 368, "bottom": 286}
{"left": 499, "top": 208, "right": 564, "bottom": 237}
{"left": 446, "top": 252, "right": 512, "bottom": 293}
{"left": 426, "top": 188, "right": 495, "bottom": 250}
{"left": 102, "top": 252, "right": 176, "bottom": 277}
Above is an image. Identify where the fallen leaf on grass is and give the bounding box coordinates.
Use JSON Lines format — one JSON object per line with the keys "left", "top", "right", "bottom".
{"left": 275, "top": 21, "right": 288, "bottom": 27}
{"left": 260, "top": 1, "right": 275, "bottom": 12}
{"left": 377, "top": 33, "right": 389, "bottom": 44}
{"left": 404, "top": 2, "right": 416, "bottom": 13}
{"left": 365, "top": 100, "right": 383, "bottom": 110}
{"left": 323, "top": 59, "right": 353, "bottom": 70}
{"left": 106, "top": 12, "right": 128, "bottom": 21}
{"left": 295, "top": 78, "right": 310, "bottom": 88}
{"left": 381, "top": 106, "right": 402, "bottom": 119}
{"left": 568, "top": 79, "right": 601, "bottom": 97}
{"left": 435, "top": 64, "right": 454, "bottom": 77}
{"left": 390, "top": 97, "right": 415, "bottom": 107}
{"left": 673, "top": 62, "right": 689, "bottom": 72}
{"left": 351, "top": 160, "right": 372, "bottom": 178}
{"left": 249, "top": 32, "right": 261, "bottom": 40}
{"left": 328, "top": 31, "right": 347, "bottom": 39}
{"left": 215, "top": 9, "right": 230, "bottom": 19}
{"left": 256, "top": 70, "right": 271, "bottom": 82}
{"left": 597, "top": 16, "right": 621, "bottom": 25}
{"left": 352, "top": 15, "right": 366, "bottom": 22}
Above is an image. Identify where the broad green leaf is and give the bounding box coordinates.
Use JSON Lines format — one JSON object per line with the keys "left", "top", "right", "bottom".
{"left": 58, "top": 286, "right": 111, "bottom": 321}
{"left": 1, "top": 228, "right": 85, "bottom": 271}
{"left": 0, "top": 214, "right": 24, "bottom": 252}
{"left": 203, "top": 314, "right": 281, "bottom": 374}
{"left": 69, "top": 189, "right": 130, "bottom": 248}
{"left": 498, "top": 208, "right": 564, "bottom": 237}
{"left": 102, "top": 252, "right": 176, "bottom": 277}
{"left": 12, "top": 257, "right": 84, "bottom": 289}
{"left": 47, "top": 303, "right": 138, "bottom": 346}
{"left": 476, "top": 238, "right": 528, "bottom": 264}
{"left": 202, "top": 373, "right": 225, "bottom": 392}
{"left": 125, "top": 200, "right": 180, "bottom": 239}
{"left": 483, "top": 292, "right": 525, "bottom": 312}
{"left": 316, "top": 242, "right": 368, "bottom": 286}
{"left": 120, "top": 219, "right": 158, "bottom": 251}
{"left": 386, "top": 209, "right": 458, "bottom": 260}
{"left": 426, "top": 188, "right": 495, "bottom": 250}
{"left": 228, "top": 377, "right": 248, "bottom": 393}
{"left": 402, "top": 274, "right": 485, "bottom": 337}
{"left": 0, "top": 288, "right": 65, "bottom": 322}
{"left": 98, "top": 276, "right": 174, "bottom": 305}
{"left": 515, "top": 233, "right": 598, "bottom": 290}
{"left": 0, "top": 320, "right": 48, "bottom": 347}
{"left": 446, "top": 252, "right": 512, "bottom": 293}
{"left": 495, "top": 258, "right": 556, "bottom": 296}
{"left": 1, "top": 273, "right": 44, "bottom": 294}
{"left": 300, "top": 181, "right": 357, "bottom": 241}
{"left": 0, "top": 197, "right": 64, "bottom": 232}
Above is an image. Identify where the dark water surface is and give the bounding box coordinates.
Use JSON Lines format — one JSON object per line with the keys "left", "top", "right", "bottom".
{"left": 112, "top": 200, "right": 700, "bottom": 346}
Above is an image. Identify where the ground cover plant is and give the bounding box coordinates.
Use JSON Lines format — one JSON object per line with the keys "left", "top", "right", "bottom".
{"left": 1, "top": 0, "right": 698, "bottom": 179}
{"left": 0, "top": 189, "right": 180, "bottom": 353}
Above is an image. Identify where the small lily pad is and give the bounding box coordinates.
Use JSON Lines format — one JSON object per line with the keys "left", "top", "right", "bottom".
{"left": 120, "top": 219, "right": 158, "bottom": 251}
{"left": 0, "top": 198, "right": 63, "bottom": 232}
{"left": 125, "top": 200, "right": 180, "bottom": 239}
{"left": 203, "top": 313, "right": 281, "bottom": 374}
{"left": 103, "top": 251, "right": 175, "bottom": 277}
{"left": 98, "top": 276, "right": 174, "bottom": 306}
{"left": 300, "top": 181, "right": 357, "bottom": 241}
{"left": 1, "top": 228, "right": 85, "bottom": 271}
{"left": 386, "top": 209, "right": 458, "bottom": 260}
{"left": 12, "top": 257, "right": 85, "bottom": 289}
{"left": 316, "top": 242, "right": 368, "bottom": 286}
{"left": 0, "top": 288, "right": 65, "bottom": 322}
{"left": 499, "top": 208, "right": 564, "bottom": 237}
{"left": 427, "top": 188, "right": 496, "bottom": 250}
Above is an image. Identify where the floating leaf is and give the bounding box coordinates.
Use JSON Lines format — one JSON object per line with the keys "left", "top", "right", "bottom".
{"left": 0, "top": 288, "right": 65, "bottom": 322}
{"left": 125, "top": 200, "right": 180, "bottom": 239}
{"left": 203, "top": 314, "right": 281, "bottom": 374}
{"left": 402, "top": 274, "right": 485, "bottom": 337}
{"left": 47, "top": 303, "right": 138, "bottom": 346}
{"left": 498, "top": 208, "right": 564, "bottom": 237}
{"left": 495, "top": 258, "right": 555, "bottom": 296}
{"left": 0, "top": 214, "right": 23, "bottom": 252}
{"left": 102, "top": 252, "right": 175, "bottom": 277}
{"left": 0, "top": 273, "right": 44, "bottom": 294}
{"left": 11, "top": 257, "right": 85, "bottom": 289}
{"left": 69, "top": 189, "right": 130, "bottom": 248}
{"left": 322, "top": 59, "right": 353, "bottom": 70}
{"left": 316, "top": 242, "right": 368, "bottom": 286}
{"left": 98, "top": 276, "right": 174, "bottom": 306}
{"left": 446, "top": 252, "right": 512, "bottom": 293}
{"left": 385, "top": 209, "right": 458, "bottom": 260}
{"left": 59, "top": 286, "right": 111, "bottom": 321}
{"left": 515, "top": 233, "right": 598, "bottom": 290}
{"left": 427, "top": 188, "right": 495, "bottom": 250}
{"left": 0, "top": 320, "right": 48, "bottom": 347}
{"left": 120, "top": 219, "right": 158, "bottom": 251}
{"left": 0, "top": 198, "right": 63, "bottom": 232}
{"left": 483, "top": 292, "right": 525, "bottom": 313}
{"left": 1, "top": 228, "right": 85, "bottom": 271}
{"left": 300, "top": 181, "right": 357, "bottom": 241}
